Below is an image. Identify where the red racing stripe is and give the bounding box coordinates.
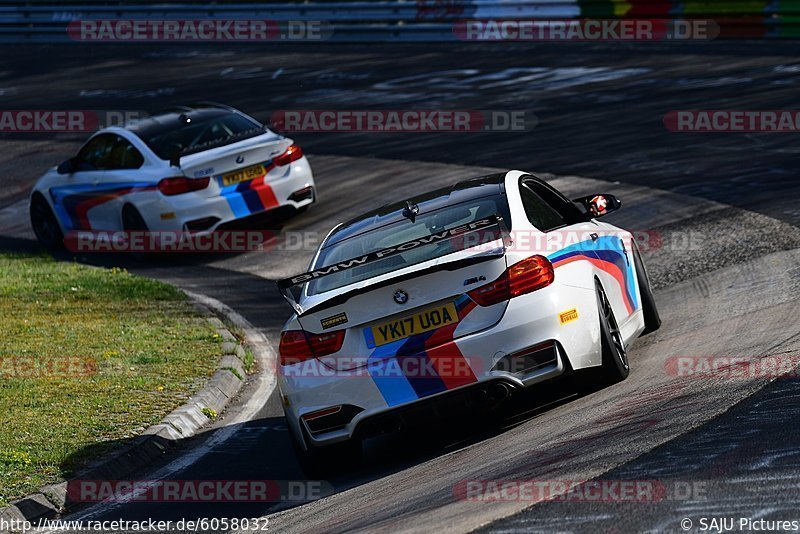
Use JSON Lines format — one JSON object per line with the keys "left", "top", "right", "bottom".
{"left": 251, "top": 164, "right": 279, "bottom": 210}
{"left": 552, "top": 255, "right": 633, "bottom": 314}
{"left": 75, "top": 188, "right": 138, "bottom": 230}
{"left": 423, "top": 300, "right": 478, "bottom": 389}
{"left": 426, "top": 341, "right": 478, "bottom": 389}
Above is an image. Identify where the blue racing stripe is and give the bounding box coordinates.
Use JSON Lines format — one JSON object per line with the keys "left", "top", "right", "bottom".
{"left": 395, "top": 329, "right": 447, "bottom": 398}
{"left": 217, "top": 160, "right": 273, "bottom": 218}
{"left": 241, "top": 189, "right": 265, "bottom": 213}
{"left": 594, "top": 237, "right": 638, "bottom": 310}
{"left": 49, "top": 182, "right": 154, "bottom": 230}
{"left": 224, "top": 192, "right": 250, "bottom": 218}
{"left": 367, "top": 295, "right": 473, "bottom": 405}
{"left": 368, "top": 340, "right": 418, "bottom": 407}
{"left": 396, "top": 352, "right": 447, "bottom": 398}
{"left": 548, "top": 236, "right": 639, "bottom": 311}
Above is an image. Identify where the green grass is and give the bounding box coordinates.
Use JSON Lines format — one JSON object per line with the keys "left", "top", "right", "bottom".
{"left": 0, "top": 253, "right": 224, "bottom": 506}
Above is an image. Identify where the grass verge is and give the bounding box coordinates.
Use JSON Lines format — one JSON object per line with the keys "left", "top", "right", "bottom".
{"left": 0, "top": 252, "right": 223, "bottom": 506}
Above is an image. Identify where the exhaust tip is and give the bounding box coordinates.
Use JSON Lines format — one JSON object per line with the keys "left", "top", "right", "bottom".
{"left": 488, "top": 382, "right": 511, "bottom": 402}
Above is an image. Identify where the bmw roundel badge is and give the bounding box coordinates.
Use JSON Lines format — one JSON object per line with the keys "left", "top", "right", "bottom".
{"left": 393, "top": 289, "right": 409, "bottom": 304}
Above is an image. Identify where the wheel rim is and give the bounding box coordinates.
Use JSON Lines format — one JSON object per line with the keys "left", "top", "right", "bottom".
{"left": 31, "top": 199, "right": 60, "bottom": 244}
{"left": 600, "top": 286, "right": 628, "bottom": 370}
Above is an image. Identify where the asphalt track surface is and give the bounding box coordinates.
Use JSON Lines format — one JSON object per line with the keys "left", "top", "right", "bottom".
{"left": 1, "top": 41, "right": 800, "bottom": 533}
{"left": 3, "top": 41, "right": 800, "bottom": 224}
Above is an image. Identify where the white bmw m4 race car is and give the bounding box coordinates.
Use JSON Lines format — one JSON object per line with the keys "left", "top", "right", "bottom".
{"left": 277, "top": 171, "right": 660, "bottom": 469}
{"left": 29, "top": 103, "right": 315, "bottom": 249}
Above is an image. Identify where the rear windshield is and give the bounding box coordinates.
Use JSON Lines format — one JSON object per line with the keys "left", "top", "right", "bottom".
{"left": 140, "top": 113, "right": 264, "bottom": 159}
{"left": 308, "top": 195, "right": 510, "bottom": 295}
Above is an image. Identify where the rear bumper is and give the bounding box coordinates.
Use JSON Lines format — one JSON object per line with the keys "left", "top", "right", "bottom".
{"left": 289, "top": 355, "right": 565, "bottom": 449}
{"left": 355, "top": 377, "right": 520, "bottom": 439}
{"left": 137, "top": 157, "right": 315, "bottom": 232}
{"left": 280, "top": 282, "right": 602, "bottom": 448}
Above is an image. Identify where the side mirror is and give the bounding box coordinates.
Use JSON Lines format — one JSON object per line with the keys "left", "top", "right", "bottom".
{"left": 57, "top": 158, "right": 76, "bottom": 175}
{"left": 266, "top": 116, "right": 284, "bottom": 134}
{"left": 573, "top": 194, "right": 622, "bottom": 219}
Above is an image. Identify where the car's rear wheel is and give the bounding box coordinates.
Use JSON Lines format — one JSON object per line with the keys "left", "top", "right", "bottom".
{"left": 122, "top": 204, "right": 148, "bottom": 232}
{"left": 596, "top": 280, "right": 630, "bottom": 383}
{"left": 632, "top": 239, "right": 661, "bottom": 334}
{"left": 30, "top": 193, "right": 64, "bottom": 251}
{"left": 122, "top": 205, "right": 149, "bottom": 259}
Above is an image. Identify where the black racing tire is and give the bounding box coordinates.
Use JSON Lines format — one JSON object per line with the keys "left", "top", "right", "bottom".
{"left": 632, "top": 239, "right": 661, "bottom": 335}
{"left": 121, "top": 204, "right": 149, "bottom": 260}
{"left": 121, "top": 204, "right": 148, "bottom": 232}
{"left": 289, "top": 420, "right": 362, "bottom": 478}
{"left": 30, "top": 193, "right": 64, "bottom": 251}
{"left": 596, "top": 280, "right": 630, "bottom": 384}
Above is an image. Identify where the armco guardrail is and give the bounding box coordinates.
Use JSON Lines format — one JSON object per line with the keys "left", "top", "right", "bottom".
{"left": 0, "top": 1, "right": 798, "bottom": 42}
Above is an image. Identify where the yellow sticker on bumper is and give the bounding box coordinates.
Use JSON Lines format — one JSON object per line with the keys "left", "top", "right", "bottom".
{"left": 559, "top": 308, "right": 579, "bottom": 325}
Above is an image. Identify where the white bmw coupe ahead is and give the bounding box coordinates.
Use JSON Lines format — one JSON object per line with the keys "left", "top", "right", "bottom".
{"left": 30, "top": 103, "right": 315, "bottom": 249}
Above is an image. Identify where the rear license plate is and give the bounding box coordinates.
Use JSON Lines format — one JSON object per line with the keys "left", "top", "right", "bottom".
{"left": 220, "top": 163, "right": 266, "bottom": 186}
{"left": 365, "top": 302, "right": 459, "bottom": 348}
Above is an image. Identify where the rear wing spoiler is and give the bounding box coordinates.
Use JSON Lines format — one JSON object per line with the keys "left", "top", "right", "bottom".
{"left": 276, "top": 214, "right": 510, "bottom": 315}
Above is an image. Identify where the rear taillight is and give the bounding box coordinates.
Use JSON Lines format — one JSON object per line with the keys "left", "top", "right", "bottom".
{"left": 157, "top": 176, "right": 209, "bottom": 196}
{"left": 507, "top": 255, "right": 555, "bottom": 296}
{"left": 278, "top": 331, "right": 310, "bottom": 365}
{"left": 468, "top": 255, "right": 554, "bottom": 306}
{"left": 279, "top": 329, "right": 345, "bottom": 366}
{"left": 467, "top": 273, "right": 510, "bottom": 307}
{"left": 273, "top": 144, "right": 303, "bottom": 166}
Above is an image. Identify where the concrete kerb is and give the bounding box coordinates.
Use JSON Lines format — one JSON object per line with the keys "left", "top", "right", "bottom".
{"left": 0, "top": 290, "right": 252, "bottom": 524}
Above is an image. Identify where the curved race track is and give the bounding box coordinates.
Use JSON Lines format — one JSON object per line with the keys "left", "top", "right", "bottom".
{"left": 1, "top": 40, "right": 800, "bottom": 533}
{"left": 2, "top": 155, "right": 800, "bottom": 533}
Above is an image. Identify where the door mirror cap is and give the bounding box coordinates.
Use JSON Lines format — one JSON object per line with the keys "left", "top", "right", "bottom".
{"left": 573, "top": 194, "right": 621, "bottom": 219}
{"left": 168, "top": 148, "right": 182, "bottom": 169}
{"left": 57, "top": 158, "right": 76, "bottom": 175}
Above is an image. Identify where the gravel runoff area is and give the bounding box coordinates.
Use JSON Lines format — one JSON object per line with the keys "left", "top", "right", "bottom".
{"left": 644, "top": 207, "right": 800, "bottom": 290}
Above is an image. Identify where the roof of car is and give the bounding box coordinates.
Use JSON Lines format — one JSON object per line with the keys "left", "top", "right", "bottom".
{"left": 125, "top": 103, "right": 248, "bottom": 137}
{"left": 323, "top": 172, "right": 509, "bottom": 249}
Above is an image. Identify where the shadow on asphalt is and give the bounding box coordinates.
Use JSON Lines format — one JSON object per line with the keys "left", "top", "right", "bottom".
{"left": 4, "top": 204, "right": 306, "bottom": 271}
{"left": 53, "top": 375, "right": 599, "bottom": 521}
